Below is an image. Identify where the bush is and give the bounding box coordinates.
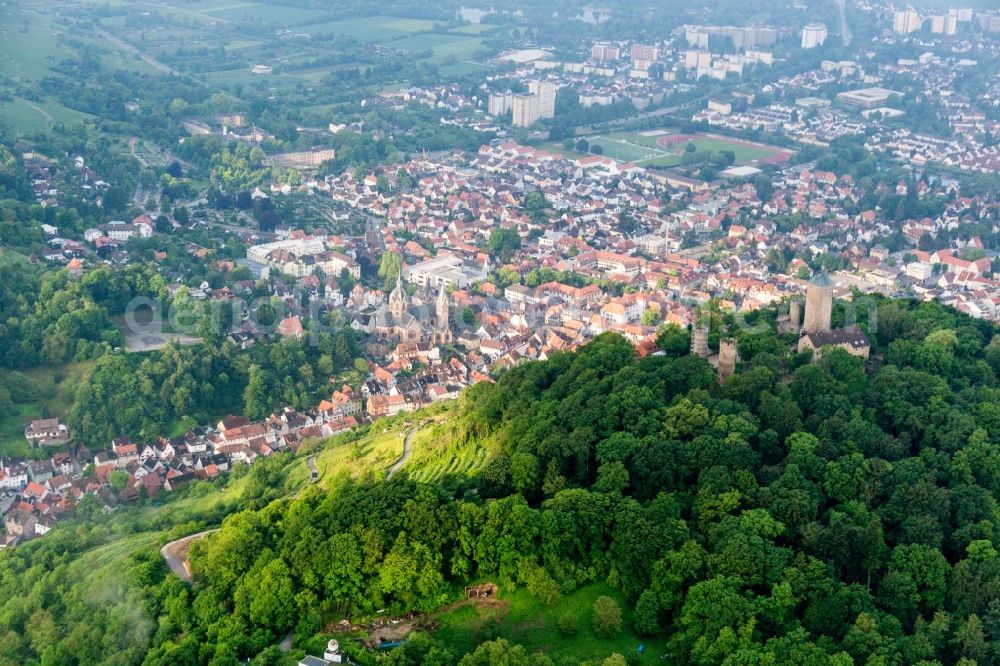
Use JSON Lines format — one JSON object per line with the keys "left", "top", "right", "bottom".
{"left": 592, "top": 596, "right": 622, "bottom": 638}
{"left": 557, "top": 610, "right": 578, "bottom": 636}
{"left": 526, "top": 567, "right": 561, "bottom": 606}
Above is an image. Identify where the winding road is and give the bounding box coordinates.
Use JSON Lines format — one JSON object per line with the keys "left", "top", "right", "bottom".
{"left": 386, "top": 428, "right": 416, "bottom": 479}
{"left": 160, "top": 529, "right": 220, "bottom": 583}
{"left": 162, "top": 454, "right": 323, "bottom": 579}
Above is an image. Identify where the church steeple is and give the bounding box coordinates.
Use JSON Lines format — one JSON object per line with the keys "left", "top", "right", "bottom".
{"left": 436, "top": 286, "right": 449, "bottom": 330}
{"left": 389, "top": 272, "right": 407, "bottom": 319}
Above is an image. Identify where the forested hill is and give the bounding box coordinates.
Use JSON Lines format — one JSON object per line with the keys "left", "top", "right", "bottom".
{"left": 6, "top": 296, "right": 1000, "bottom": 665}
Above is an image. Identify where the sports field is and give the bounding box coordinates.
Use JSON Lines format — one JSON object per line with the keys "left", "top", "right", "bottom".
{"left": 585, "top": 135, "right": 678, "bottom": 165}
{"left": 580, "top": 130, "right": 793, "bottom": 167}
{"left": 654, "top": 133, "right": 793, "bottom": 164}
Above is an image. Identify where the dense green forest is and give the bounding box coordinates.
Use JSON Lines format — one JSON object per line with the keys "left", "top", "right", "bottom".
{"left": 4, "top": 296, "right": 1000, "bottom": 665}
{"left": 0, "top": 263, "right": 166, "bottom": 369}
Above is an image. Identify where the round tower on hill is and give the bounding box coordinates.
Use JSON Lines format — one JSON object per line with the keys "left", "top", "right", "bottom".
{"left": 718, "top": 337, "right": 738, "bottom": 382}
{"left": 690, "top": 326, "right": 710, "bottom": 357}
{"left": 802, "top": 272, "right": 833, "bottom": 333}
{"left": 789, "top": 299, "right": 802, "bottom": 331}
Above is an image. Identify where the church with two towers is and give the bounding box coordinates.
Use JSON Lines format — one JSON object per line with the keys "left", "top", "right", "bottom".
{"left": 373, "top": 274, "right": 453, "bottom": 345}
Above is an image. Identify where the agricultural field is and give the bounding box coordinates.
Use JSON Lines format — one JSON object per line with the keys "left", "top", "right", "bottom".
{"left": 402, "top": 409, "right": 493, "bottom": 483}
{"left": 303, "top": 425, "right": 406, "bottom": 484}
{"left": 300, "top": 15, "right": 439, "bottom": 40}
{"left": 449, "top": 23, "right": 498, "bottom": 34}
{"left": 224, "top": 39, "right": 264, "bottom": 52}
{"left": 3, "top": 4, "right": 158, "bottom": 79}
{"left": 279, "top": 402, "right": 491, "bottom": 489}
{"left": 434, "top": 582, "right": 670, "bottom": 663}
{"left": 550, "top": 129, "right": 793, "bottom": 168}
{"left": 9, "top": 1, "right": 497, "bottom": 103}
{"left": 200, "top": 2, "right": 333, "bottom": 24}
{"left": 0, "top": 98, "right": 56, "bottom": 135}
{"left": 0, "top": 7, "right": 76, "bottom": 81}
{"left": 0, "top": 4, "right": 148, "bottom": 133}
{"left": 379, "top": 32, "right": 486, "bottom": 66}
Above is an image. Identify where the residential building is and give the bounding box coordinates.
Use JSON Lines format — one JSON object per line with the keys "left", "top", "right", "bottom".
{"left": 591, "top": 42, "right": 619, "bottom": 62}
{"left": 798, "top": 326, "right": 871, "bottom": 359}
{"left": 24, "top": 419, "right": 70, "bottom": 447}
{"left": 801, "top": 23, "right": 828, "bottom": 49}
{"left": 527, "top": 81, "right": 557, "bottom": 119}
{"left": 488, "top": 91, "right": 513, "bottom": 116}
{"left": 512, "top": 93, "right": 540, "bottom": 127}
{"left": 893, "top": 8, "right": 923, "bottom": 34}
{"left": 247, "top": 237, "right": 360, "bottom": 279}
{"left": 929, "top": 12, "right": 958, "bottom": 35}
{"left": 630, "top": 44, "right": 658, "bottom": 62}
{"left": 278, "top": 316, "right": 305, "bottom": 339}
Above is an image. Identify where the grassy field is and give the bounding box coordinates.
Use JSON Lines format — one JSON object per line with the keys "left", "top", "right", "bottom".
{"left": 449, "top": 23, "right": 498, "bottom": 34}
{"left": 539, "top": 137, "right": 681, "bottom": 167}
{"left": 303, "top": 15, "right": 437, "bottom": 40}
{"left": 0, "top": 4, "right": 143, "bottom": 134}
{"left": 0, "top": 247, "right": 29, "bottom": 267}
{"left": 586, "top": 135, "right": 672, "bottom": 164}
{"left": 224, "top": 38, "right": 264, "bottom": 51}
{"left": 0, "top": 405, "right": 40, "bottom": 459}
{"left": 0, "top": 6, "right": 72, "bottom": 81}
{"left": 203, "top": 3, "right": 333, "bottom": 24}
{"left": 655, "top": 134, "right": 782, "bottom": 163}
{"left": 434, "top": 582, "right": 669, "bottom": 663}
{"left": 0, "top": 362, "right": 93, "bottom": 458}
{"left": 376, "top": 32, "right": 485, "bottom": 65}
{"left": 546, "top": 129, "right": 788, "bottom": 168}
{"left": 0, "top": 97, "right": 95, "bottom": 134}
{"left": 1, "top": 4, "right": 154, "bottom": 80}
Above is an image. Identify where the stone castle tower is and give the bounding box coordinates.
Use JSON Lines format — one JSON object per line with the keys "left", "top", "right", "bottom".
{"left": 690, "top": 326, "right": 710, "bottom": 357}
{"left": 802, "top": 272, "right": 833, "bottom": 334}
{"left": 718, "top": 337, "right": 738, "bottom": 382}
{"left": 789, "top": 300, "right": 802, "bottom": 331}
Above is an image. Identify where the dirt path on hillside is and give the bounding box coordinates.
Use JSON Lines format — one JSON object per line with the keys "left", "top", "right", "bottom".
{"left": 386, "top": 427, "right": 416, "bottom": 479}
{"left": 160, "top": 529, "right": 219, "bottom": 583}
